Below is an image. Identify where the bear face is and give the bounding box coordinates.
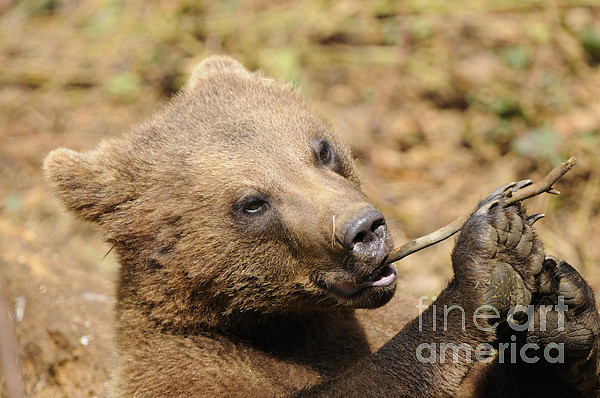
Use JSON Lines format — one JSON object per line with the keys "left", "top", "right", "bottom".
{"left": 44, "top": 56, "right": 396, "bottom": 333}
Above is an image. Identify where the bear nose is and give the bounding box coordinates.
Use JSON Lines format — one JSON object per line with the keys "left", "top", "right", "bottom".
{"left": 342, "top": 207, "right": 387, "bottom": 257}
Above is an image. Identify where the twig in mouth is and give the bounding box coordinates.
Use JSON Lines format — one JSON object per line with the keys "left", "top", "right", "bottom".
{"left": 385, "top": 157, "right": 577, "bottom": 264}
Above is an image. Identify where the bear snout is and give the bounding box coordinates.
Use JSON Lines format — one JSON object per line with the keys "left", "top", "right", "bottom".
{"left": 340, "top": 206, "right": 389, "bottom": 263}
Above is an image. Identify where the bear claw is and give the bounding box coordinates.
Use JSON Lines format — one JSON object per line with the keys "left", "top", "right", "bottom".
{"left": 512, "top": 179, "right": 533, "bottom": 192}
{"left": 526, "top": 213, "right": 545, "bottom": 226}
{"left": 476, "top": 199, "right": 500, "bottom": 216}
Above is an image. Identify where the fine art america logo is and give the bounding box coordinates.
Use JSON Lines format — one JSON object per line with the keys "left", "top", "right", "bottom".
{"left": 415, "top": 296, "right": 568, "bottom": 364}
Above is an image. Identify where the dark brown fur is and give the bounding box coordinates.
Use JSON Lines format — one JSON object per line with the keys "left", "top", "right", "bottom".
{"left": 43, "top": 56, "right": 600, "bottom": 397}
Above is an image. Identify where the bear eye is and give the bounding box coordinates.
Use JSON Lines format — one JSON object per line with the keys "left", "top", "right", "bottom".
{"left": 241, "top": 197, "right": 269, "bottom": 215}
{"left": 317, "top": 140, "right": 333, "bottom": 165}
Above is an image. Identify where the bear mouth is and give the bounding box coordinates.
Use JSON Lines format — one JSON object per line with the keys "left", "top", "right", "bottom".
{"left": 329, "top": 264, "right": 397, "bottom": 296}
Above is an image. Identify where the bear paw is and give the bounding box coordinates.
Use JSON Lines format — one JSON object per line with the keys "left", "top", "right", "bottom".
{"left": 452, "top": 180, "right": 545, "bottom": 317}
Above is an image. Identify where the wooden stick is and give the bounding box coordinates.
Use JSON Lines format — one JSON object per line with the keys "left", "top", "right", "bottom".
{"left": 385, "top": 157, "right": 577, "bottom": 264}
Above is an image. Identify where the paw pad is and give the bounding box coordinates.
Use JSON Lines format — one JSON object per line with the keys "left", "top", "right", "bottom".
{"left": 484, "top": 262, "right": 532, "bottom": 317}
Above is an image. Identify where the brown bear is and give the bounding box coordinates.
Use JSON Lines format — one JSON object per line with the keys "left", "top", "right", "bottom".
{"left": 43, "top": 56, "right": 600, "bottom": 397}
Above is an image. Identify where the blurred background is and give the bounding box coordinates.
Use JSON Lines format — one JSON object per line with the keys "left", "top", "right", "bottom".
{"left": 1, "top": 0, "right": 599, "bottom": 396}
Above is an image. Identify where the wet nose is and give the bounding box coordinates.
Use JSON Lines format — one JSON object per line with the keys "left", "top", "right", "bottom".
{"left": 342, "top": 207, "right": 387, "bottom": 257}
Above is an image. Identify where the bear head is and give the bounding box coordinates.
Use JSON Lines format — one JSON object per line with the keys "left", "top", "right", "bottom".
{"left": 43, "top": 56, "right": 396, "bottom": 332}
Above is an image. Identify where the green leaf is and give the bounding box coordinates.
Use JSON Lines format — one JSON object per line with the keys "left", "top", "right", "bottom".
{"left": 512, "top": 127, "right": 562, "bottom": 163}
{"left": 104, "top": 72, "right": 143, "bottom": 102}
{"left": 500, "top": 46, "right": 531, "bottom": 70}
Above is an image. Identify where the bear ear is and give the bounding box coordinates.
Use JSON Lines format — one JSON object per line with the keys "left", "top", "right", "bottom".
{"left": 43, "top": 145, "right": 135, "bottom": 223}
{"left": 185, "top": 55, "right": 249, "bottom": 91}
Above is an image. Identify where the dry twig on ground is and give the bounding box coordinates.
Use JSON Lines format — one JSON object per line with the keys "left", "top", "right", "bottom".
{"left": 0, "top": 281, "right": 25, "bottom": 398}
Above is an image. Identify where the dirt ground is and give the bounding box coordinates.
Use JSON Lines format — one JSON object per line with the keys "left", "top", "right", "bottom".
{"left": 1, "top": 1, "right": 599, "bottom": 396}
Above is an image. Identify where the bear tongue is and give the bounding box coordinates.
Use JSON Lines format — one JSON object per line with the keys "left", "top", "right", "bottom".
{"left": 334, "top": 265, "right": 397, "bottom": 295}
{"left": 358, "top": 265, "right": 396, "bottom": 288}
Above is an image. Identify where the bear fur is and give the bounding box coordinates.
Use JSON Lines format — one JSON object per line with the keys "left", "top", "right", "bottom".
{"left": 44, "top": 56, "right": 600, "bottom": 397}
